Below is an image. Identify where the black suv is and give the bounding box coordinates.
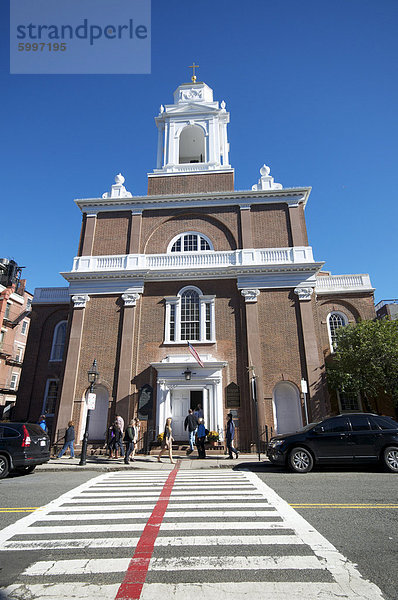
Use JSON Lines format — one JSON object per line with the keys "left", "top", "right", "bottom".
{"left": 267, "top": 413, "right": 398, "bottom": 473}
{"left": 0, "top": 422, "right": 50, "bottom": 478}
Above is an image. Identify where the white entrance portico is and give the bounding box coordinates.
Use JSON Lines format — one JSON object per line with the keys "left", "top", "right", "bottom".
{"left": 151, "top": 355, "right": 227, "bottom": 441}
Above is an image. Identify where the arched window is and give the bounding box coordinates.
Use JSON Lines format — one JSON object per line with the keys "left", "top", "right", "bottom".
{"left": 327, "top": 312, "right": 348, "bottom": 351}
{"left": 179, "top": 125, "right": 205, "bottom": 164}
{"left": 164, "top": 286, "right": 215, "bottom": 344}
{"left": 50, "top": 321, "right": 67, "bottom": 361}
{"left": 168, "top": 232, "right": 212, "bottom": 253}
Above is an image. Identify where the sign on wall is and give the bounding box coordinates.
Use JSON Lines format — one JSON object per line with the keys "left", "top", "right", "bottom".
{"left": 138, "top": 384, "right": 153, "bottom": 421}
{"left": 86, "top": 393, "right": 96, "bottom": 410}
{"left": 226, "top": 382, "right": 240, "bottom": 408}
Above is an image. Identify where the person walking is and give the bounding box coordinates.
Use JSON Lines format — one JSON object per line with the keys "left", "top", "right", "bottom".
{"left": 194, "top": 404, "right": 204, "bottom": 419}
{"left": 131, "top": 418, "right": 140, "bottom": 460}
{"left": 115, "top": 415, "right": 125, "bottom": 457}
{"left": 196, "top": 417, "right": 208, "bottom": 459}
{"left": 109, "top": 420, "right": 123, "bottom": 459}
{"left": 124, "top": 419, "right": 136, "bottom": 464}
{"left": 158, "top": 417, "right": 174, "bottom": 464}
{"left": 57, "top": 421, "right": 75, "bottom": 459}
{"left": 115, "top": 414, "right": 124, "bottom": 434}
{"left": 226, "top": 412, "right": 239, "bottom": 459}
{"left": 184, "top": 408, "right": 198, "bottom": 455}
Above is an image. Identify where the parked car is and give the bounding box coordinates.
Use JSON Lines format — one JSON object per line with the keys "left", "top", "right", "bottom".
{"left": 267, "top": 413, "right": 398, "bottom": 473}
{"left": 0, "top": 422, "right": 50, "bottom": 478}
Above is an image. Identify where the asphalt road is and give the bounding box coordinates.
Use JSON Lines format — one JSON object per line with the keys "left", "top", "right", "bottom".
{"left": 252, "top": 462, "right": 398, "bottom": 600}
{"left": 0, "top": 464, "right": 396, "bottom": 599}
{"left": 0, "top": 469, "right": 96, "bottom": 590}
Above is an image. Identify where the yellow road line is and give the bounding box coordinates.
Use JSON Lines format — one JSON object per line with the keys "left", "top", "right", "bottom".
{"left": 0, "top": 507, "right": 41, "bottom": 512}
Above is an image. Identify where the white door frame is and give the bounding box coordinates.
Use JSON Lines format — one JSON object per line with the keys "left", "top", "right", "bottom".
{"left": 152, "top": 356, "right": 227, "bottom": 441}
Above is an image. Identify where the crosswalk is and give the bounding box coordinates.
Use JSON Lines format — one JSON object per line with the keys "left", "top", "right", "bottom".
{"left": 0, "top": 468, "right": 385, "bottom": 599}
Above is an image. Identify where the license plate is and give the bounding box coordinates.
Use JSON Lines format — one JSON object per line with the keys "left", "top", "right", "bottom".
{"left": 40, "top": 440, "right": 46, "bottom": 446}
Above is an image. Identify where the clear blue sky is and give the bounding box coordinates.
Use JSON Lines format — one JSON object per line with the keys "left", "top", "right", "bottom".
{"left": 1, "top": 0, "right": 397, "bottom": 302}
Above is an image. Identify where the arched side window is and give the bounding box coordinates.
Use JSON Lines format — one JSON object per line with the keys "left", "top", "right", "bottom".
{"left": 167, "top": 232, "right": 213, "bottom": 253}
{"left": 327, "top": 311, "right": 348, "bottom": 352}
{"left": 164, "top": 285, "right": 215, "bottom": 344}
{"left": 50, "top": 320, "right": 67, "bottom": 361}
{"left": 179, "top": 124, "right": 206, "bottom": 164}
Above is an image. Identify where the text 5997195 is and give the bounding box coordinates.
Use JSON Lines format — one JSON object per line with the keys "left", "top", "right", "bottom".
{"left": 18, "top": 43, "right": 67, "bottom": 51}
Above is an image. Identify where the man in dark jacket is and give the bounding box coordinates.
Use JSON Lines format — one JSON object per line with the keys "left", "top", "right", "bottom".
{"left": 226, "top": 412, "right": 239, "bottom": 459}
{"left": 184, "top": 409, "right": 198, "bottom": 455}
{"left": 56, "top": 421, "right": 75, "bottom": 459}
{"left": 124, "top": 420, "right": 136, "bottom": 464}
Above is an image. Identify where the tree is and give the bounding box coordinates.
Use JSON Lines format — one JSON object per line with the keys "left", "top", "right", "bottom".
{"left": 326, "top": 319, "right": 398, "bottom": 408}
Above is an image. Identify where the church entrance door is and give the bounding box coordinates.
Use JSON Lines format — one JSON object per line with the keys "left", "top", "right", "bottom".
{"left": 171, "top": 389, "right": 190, "bottom": 440}
{"left": 87, "top": 385, "right": 109, "bottom": 442}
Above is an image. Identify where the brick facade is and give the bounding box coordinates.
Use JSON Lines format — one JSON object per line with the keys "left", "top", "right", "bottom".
{"left": 147, "top": 172, "right": 234, "bottom": 195}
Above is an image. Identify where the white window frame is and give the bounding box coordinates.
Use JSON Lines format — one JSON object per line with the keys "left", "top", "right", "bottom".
{"left": 9, "top": 372, "right": 19, "bottom": 390}
{"left": 327, "top": 311, "right": 348, "bottom": 352}
{"left": 42, "top": 378, "right": 59, "bottom": 416}
{"left": 15, "top": 346, "right": 24, "bottom": 362}
{"left": 4, "top": 302, "right": 12, "bottom": 320}
{"left": 21, "top": 320, "right": 28, "bottom": 335}
{"left": 50, "top": 320, "right": 67, "bottom": 362}
{"left": 167, "top": 232, "right": 213, "bottom": 254}
{"left": 164, "top": 285, "right": 216, "bottom": 344}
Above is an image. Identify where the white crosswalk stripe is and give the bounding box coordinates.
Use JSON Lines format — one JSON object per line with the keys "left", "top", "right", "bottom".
{"left": 0, "top": 469, "right": 386, "bottom": 600}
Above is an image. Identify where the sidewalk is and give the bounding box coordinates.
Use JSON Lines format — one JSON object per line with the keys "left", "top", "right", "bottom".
{"left": 37, "top": 453, "right": 268, "bottom": 471}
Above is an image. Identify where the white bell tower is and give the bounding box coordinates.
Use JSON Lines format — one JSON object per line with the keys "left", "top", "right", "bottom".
{"left": 150, "top": 76, "right": 233, "bottom": 177}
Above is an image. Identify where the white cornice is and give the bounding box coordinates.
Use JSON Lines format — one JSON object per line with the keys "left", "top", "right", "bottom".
{"left": 74, "top": 187, "right": 311, "bottom": 214}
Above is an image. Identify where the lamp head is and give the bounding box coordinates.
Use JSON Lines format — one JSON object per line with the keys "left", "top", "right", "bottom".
{"left": 88, "top": 359, "right": 99, "bottom": 384}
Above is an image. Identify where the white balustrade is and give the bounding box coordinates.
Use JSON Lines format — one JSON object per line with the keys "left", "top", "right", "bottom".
{"left": 315, "top": 274, "right": 373, "bottom": 293}
{"left": 70, "top": 246, "right": 315, "bottom": 274}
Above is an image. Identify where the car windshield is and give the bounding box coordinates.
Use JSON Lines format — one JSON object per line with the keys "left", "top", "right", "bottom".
{"left": 296, "top": 422, "right": 322, "bottom": 433}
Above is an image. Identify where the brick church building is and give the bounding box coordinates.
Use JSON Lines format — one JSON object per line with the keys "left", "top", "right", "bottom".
{"left": 15, "top": 78, "right": 376, "bottom": 450}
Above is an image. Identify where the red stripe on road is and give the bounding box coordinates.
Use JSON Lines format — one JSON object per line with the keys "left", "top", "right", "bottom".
{"left": 115, "top": 461, "right": 181, "bottom": 600}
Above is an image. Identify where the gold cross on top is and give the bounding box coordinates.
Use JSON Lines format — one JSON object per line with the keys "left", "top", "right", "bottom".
{"left": 189, "top": 62, "right": 199, "bottom": 83}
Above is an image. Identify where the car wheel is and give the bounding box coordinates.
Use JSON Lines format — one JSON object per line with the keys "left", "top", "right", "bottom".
{"left": 383, "top": 446, "right": 398, "bottom": 473}
{"left": 0, "top": 455, "right": 10, "bottom": 479}
{"left": 16, "top": 466, "right": 36, "bottom": 475}
{"left": 288, "top": 447, "right": 314, "bottom": 473}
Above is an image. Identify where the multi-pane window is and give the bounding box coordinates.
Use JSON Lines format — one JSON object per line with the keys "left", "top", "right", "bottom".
{"left": 169, "top": 303, "right": 175, "bottom": 342}
{"left": 15, "top": 346, "right": 23, "bottom": 362}
{"left": 169, "top": 232, "right": 212, "bottom": 253}
{"left": 181, "top": 290, "right": 200, "bottom": 340}
{"left": 164, "top": 287, "right": 215, "bottom": 343}
{"left": 21, "top": 320, "right": 28, "bottom": 335}
{"left": 205, "top": 303, "right": 211, "bottom": 340}
{"left": 338, "top": 391, "right": 361, "bottom": 412}
{"left": 50, "top": 321, "right": 67, "bottom": 361}
{"left": 327, "top": 312, "right": 348, "bottom": 351}
{"left": 43, "top": 379, "right": 59, "bottom": 415}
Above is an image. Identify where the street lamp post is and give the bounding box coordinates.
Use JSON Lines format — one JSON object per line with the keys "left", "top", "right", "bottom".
{"left": 79, "top": 359, "right": 99, "bottom": 466}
